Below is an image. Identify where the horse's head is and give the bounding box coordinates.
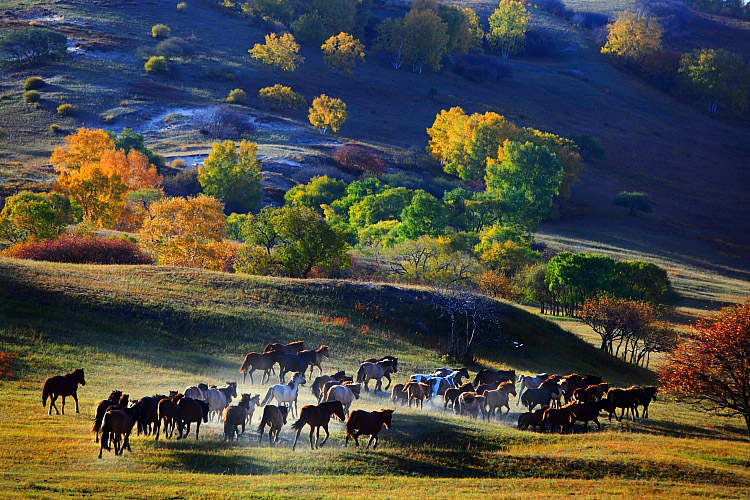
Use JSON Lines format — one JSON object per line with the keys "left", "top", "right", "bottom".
{"left": 332, "top": 370, "right": 345, "bottom": 380}
{"left": 293, "top": 372, "right": 306, "bottom": 386}
{"left": 75, "top": 368, "right": 86, "bottom": 386}
{"left": 279, "top": 405, "right": 289, "bottom": 423}
{"left": 349, "top": 383, "right": 361, "bottom": 399}
{"left": 108, "top": 390, "right": 122, "bottom": 402}
{"left": 391, "top": 357, "right": 398, "bottom": 373}
{"left": 169, "top": 390, "right": 178, "bottom": 398}
{"left": 459, "top": 367, "right": 470, "bottom": 379}
{"left": 380, "top": 408, "right": 394, "bottom": 429}
{"left": 647, "top": 386, "right": 658, "bottom": 399}
{"left": 251, "top": 394, "right": 260, "bottom": 405}
{"left": 227, "top": 382, "right": 237, "bottom": 398}
{"left": 319, "top": 345, "right": 330, "bottom": 358}
{"left": 333, "top": 401, "right": 345, "bottom": 421}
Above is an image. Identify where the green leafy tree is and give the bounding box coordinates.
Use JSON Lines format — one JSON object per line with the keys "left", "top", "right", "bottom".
{"left": 678, "top": 48, "right": 750, "bottom": 116}
{"left": 374, "top": 18, "right": 408, "bottom": 70}
{"left": 284, "top": 175, "right": 347, "bottom": 213}
{"left": 613, "top": 191, "right": 653, "bottom": 216}
{"left": 109, "top": 128, "right": 164, "bottom": 170}
{"left": 545, "top": 252, "right": 617, "bottom": 311}
{"left": 402, "top": 8, "right": 449, "bottom": 74}
{"left": 0, "top": 192, "right": 74, "bottom": 244}
{"left": 198, "top": 140, "right": 263, "bottom": 214}
{"left": 398, "top": 190, "right": 446, "bottom": 239}
{"left": 247, "top": 0, "right": 296, "bottom": 24}
{"left": 292, "top": 13, "right": 328, "bottom": 45}
{"left": 250, "top": 33, "right": 304, "bottom": 72}
{"left": 487, "top": 0, "right": 530, "bottom": 59}
{"left": 601, "top": 12, "right": 662, "bottom": 62}
{"left": 348, "top": 187, "right": 414, "bottom": 228}
{"left": 321, "top": 32, "right": 365, "bottom": 74}
{"left": 1, "top": 27, "right": 67, "bottom": 66}
{"left": 308, "top": 94, "right": 348, "bottom": 134}
{"left": 412, "top": 1, "right": 483, "bottom": 55}
{"left": 613, "top": 260, "right": 672, "bottom": 304}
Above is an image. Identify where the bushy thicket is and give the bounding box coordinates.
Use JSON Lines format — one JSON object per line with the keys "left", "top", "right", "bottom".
{"left": 163, "top": 168, "right": 202, "bottom": 197}
{"left": 332, "top": 143, "right": 386, "bottom": 175}
{"left": 4, "top": 235, "right": 153, "bottom": 265}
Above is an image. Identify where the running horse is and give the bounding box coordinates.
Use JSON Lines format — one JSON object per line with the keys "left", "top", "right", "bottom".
{"left": 42, "top": 368, "right": 86, "bottom": 415}
{"left": 356, "top": 357, "right": 398, "bottom": 392}
{"left": 291, "top": 401, "right": 346, "bottom": 450}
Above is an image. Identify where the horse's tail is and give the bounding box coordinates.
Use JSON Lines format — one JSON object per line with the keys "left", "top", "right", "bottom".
{"left": 473, "top": 370, "right": 483, "bottom": 387}
{"left": 257, "top": 408, "right": 269, "bottom": 434}
{"left": 260, "top": 387, "right": 274, "bottom": 407}
{"left": 42, "top": 381, "right": 50, "bottom": 407}
{"left": 291, "top": 407, "right": 309, "bottom": 431}
{"left": 101, "top": 412, "right": 113, "bottom": 451}
{"left": 356, "top": 364, "right": 365, "bottom": 383}
{"left": 92, "top": 409, "right": 103, "bottom": 435}
{"left": 223, "top": 418, "right": 232, "bottom": 440}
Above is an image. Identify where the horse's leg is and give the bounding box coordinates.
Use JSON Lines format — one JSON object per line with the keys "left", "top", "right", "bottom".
{"left": 384, "top": 373, "right": 391, "bottom": 391}
{"left": 126, "top": 432, "right": 132, "bottom": 452}
{"left": 353, "top": 431, "right": 361, "bottom": 447}
{"left": 61, "top": 395, "right": 66, "bottom": 415}
{"left": 73, "top": 392, "right": 80, "bottom": 413}
{"left": 366, "top": 436, "right": 374, "bottom": 449}
{"left": 196, "top": 421, "right": 200, "bottom": 440}
{"left": 309, "top": 427, "right": 315, "bottom": 449}
{"left": 375, "top": 377, "right": 382, "bottom": 393}
{"left": 320, "top": 424, "right": 330, "bottom": 447}
{"left": 49, "top": 394, "right": 56, "bottom": 415}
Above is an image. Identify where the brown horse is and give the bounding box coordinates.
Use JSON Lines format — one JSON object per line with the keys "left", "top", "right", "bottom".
{"left": 443, "top": 382, "right": 475, "bottom": 411}
{"left": 391, "top": 383, "right": 409, "bottom": 406}
{"left": 291, "top": 401, "right": 346, "bottom": 450}
{"left": 606, "top": 388, "right": 641, "bottom": 422}
{"left": 345, "top": 408, "right": 393, "bottom": 449}
{"left": 156, "top": 394, "right": 181, "bottom": 440}
{"left": 136, "top": 395, "right": 166, "bottom": 436}
{"left": 263, "top": 341, "right": 304, "bottom": 354}
{"left": 298, "top": 345, "right": 330, "bottom": 379}
{"left": 473, "top": 368, "right": 515, "bottom": 388}
{"left": 92, "top": 391, "right": 122, "bottom": 442}
{"left": 312, "top": 371, "right": 352, "bottom": 402}
{"left": 404, "top": 381, "right": 431, "bottom": 409}
{"left": 176, "top": 398, "right": 209, "bottom": 440}
{"left": 98, "top": 403, "right": 140, "bottom": 459}
{"left": 518, "top": 407, "right": 547, "bottom": 431}
{"left": 567, "top": 399, "right": 609, "bottom": 433}
{"left": 542, "top": 406, "right": 575, "bottom": 433}
{"left": 42, "top": 368, "right": 86, "bottom": 415}
{"left": 239, "top": 351, "right": 278, "bottom": 384}
{"left": 223, "top": 394, "right": 256, "bottom": 441}
{"left": 258, "top": 404, "right": 289, "bottom": 445}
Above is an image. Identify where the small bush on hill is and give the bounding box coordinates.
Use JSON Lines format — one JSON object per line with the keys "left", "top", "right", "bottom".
{"left": 177, "top": 2, "right": 187, "bottom": 12}
{"left": 152, "top": 24, "right": 172, "bottom": 39}
{"left": 23, "top": 77, "right": 46, "bottom": 91}
{"left": 23, "top": 90, "right": 40, "bottom": 104}
{"left": 452, "top": 54, "right": 512, "bottom": 82}
{"left": 49, "top": 124, "right": 62, "bottom": 134}
{"left": 198, "top": 106, "right": 256, "bottom": 139}
{"left": 226, "top": 88, "right": 248, "bottom": 104}
{"left": 292, "top": 13, "right": 328, "bottom": 45}
{"left": 156, "top": 37, "right": 193, "bottom": 57}
{"left": 1, "top": 27, "right": 67, "bottom": 66}
{"left": 637, "top": 0, "right": 693, "bottom": 38}
{"left": 56, "top": 104, "right": 76, "bottom": 116}
{"left": 4, "top": 235, "right": 153, "bottom": 265}
{"left": 145, "top": 56, "right": 168, "bottom": 73}
{"left": 258, "top": 84, "right": 307, "bottom": 110}
{"left": 332, "top": 144, "right": 386, "bottom": 174}
{"left": 568, "top": 133, "right": 606, "bottom": 161}
{"left": 530, "top": 0, "right": 572, "bottom": 18}
{"left": 572, "top": 12, "right": 610, "bottom": 31}
{"left": 614, "top": 191, "right": 653, "bottom": 216}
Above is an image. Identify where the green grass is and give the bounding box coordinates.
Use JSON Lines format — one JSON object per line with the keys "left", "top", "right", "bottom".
{"left": 0, "top": 257, "right": 748, "bottom": 499}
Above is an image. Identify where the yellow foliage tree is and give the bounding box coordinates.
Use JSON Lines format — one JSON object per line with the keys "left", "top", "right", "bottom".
{"left": 487, "top": 0, "right": 530, "bottom": 59}
{"left": 140, "top": 194, "right": 230, "bottom": 270}
{"left": 50, "top": 128, "right": 115, "bottom": 171}
{"left": 601, "top": 11, "right": 662, "bottom": 62}
{"left": 249, "top": 32, "right": 304, "bottom": 72}
{"left": 321, "top": 32, "right": 365, "bottom": 74}
{"left": 308, "top": 94, "right": 348, "bottom": 134}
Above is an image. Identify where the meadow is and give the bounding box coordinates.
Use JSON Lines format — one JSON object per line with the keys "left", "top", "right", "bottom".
{"left": 1, "top": 257, "right": 749, "bottom": 499}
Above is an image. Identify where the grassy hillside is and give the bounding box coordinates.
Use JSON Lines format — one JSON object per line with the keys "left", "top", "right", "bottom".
{"left": 1, "top": 258, "right": 748, "bottom": 499}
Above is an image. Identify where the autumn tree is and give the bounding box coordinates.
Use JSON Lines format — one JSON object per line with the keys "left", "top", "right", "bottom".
{"left": 601, "top": 11, "right": 662, "bottom": 62}
{"left": 258, "top": 84, "right": 307, "bottom": 110}
{"left": 678, "top": 48, "right": 750, "bottom": 116}
{"left": 50, "top": 128, "right": 115, "bottom": 171}
{"left": 249, "top": 33, "right": 304, "bottom": 72}
{"left": 660, "top": 303, "right": 750, "bottom": 438}
{"left": 308, "top": 94, "right": 348, "bottom": 134}
{"left": 198, "top": 140, "right": 263, "bottom": 214}
{"left": 487, "top": 0, "right": 530, "bottom": 59}
{"left": 0, "top": 192, "right": 74, "bottom": 244}
{"left": 402, "top": 8, "right": 449, "bottom": 73}
{"left": 140, "top": 195, "right": 230, "bottom": 270}
{"left": 321, "top": 32, "right": 365, "bottom": 74}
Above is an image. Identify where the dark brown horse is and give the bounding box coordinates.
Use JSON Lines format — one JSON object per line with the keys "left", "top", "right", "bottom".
{"left": 156, "top": 394, "right": 181, "bottom": 440}
{"left": 239, "top": 351, "right": 278, "bottom": 384}
{"left": 92, "top": 390, "right": 122, "bottom": 442}
{"left": 298, "top": 345, "right": 330, "bottom": 379}
{"left": 42, "top": 368, "right": 86, "bottom": 415}
{"left": 443, "top": 382, "right": 475, "bottom": 410}
{"left": 567, "top": 399, "right": 609, "bottom": 433}
{"left": 391, "top": 383, "right": 409, "bottom": 406}
{"left": 176, "top": 398, "right": 209, "bottom": 440}
{"left": 98, "top": 402, "right": 140, "bottom": 459}
{"left": 473, "top": 368, "right": 515, "bottom": 388}
{"left": 312, "top": 371, "right": 352, "bottom": 402}
{"left": 258, "top": 404, "right": 289, "bottom": 445}
{"left": 518, "top": 407, "right": 547, "bottom": 431}
{"left": 345, "top": 408, "right": 393, "bottom": 449}
{"left": 606, "top": 388, "right": 642, "bottom": 422}
{"left": 223, "top": 394, "right": 255, "bottom": 441}
{"left": 263, "top": 341, "right": 305, "bottom": 354}
{"left": 136, "top": 395, "right": 166, "bottom": 436}
{"left": 291, "top": 401, "right": 346, "bottom": 450}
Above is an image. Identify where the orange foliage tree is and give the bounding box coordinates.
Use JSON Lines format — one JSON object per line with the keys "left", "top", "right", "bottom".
{"left": 660, "top": 303, "right": 750, "bottom": 438}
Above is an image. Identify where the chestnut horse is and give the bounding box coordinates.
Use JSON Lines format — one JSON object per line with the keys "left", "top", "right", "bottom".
{"left": 156, "top": 393, "right": 180, "bottom": 440}
{"left": 239, "top": 352, "right": 278, "bottom": 384}
{"left": 263, "top": 341, "right": 305, "bottom": 354}
{"left": 345, "top": 408, "right": 393, "bottom": 449}
{"left": 258, "top": 404, "right": 289, "bottom": 445}
{"left": 92, "top": 390, "right": 122, "bottom": 442}
{"left": 473, "top": 368, "right": 515, "bottom": 388}
{"left": 312, "top": 371, "right": 352, "bottom": 402}
{"left": 42, "top": 368, "right": 86, "bottom": 415}
{"left": 291, "top": 401, "right": 346, "bottom": 450}
{"left": 443, "top": 382, "right": 475, "bottom": 411}
{"left": 98, "top": 402, "right": 140, "bottom": 459}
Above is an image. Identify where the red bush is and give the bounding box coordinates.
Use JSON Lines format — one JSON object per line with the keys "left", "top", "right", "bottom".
{"left": 4, "top": 235, "right": 153, "bottom": 265}
{"left": 332, "top": 143, "right": 386, "bottom": 175}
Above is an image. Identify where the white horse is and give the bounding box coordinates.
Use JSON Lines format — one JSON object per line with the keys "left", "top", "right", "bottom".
{"left": 516, "top": 373, "right": 548, "bottom": 404}
{"left": 206, "top": 382, "right": 237, "bottom": 422}
{"left": 260, "top": 372, "right": 306, "bottom": 418}
{"left": 413, "top": 368, "right": 470, "bottom": 400}
{"left": 324, "top": 383, "right": 361, "bottom": 417}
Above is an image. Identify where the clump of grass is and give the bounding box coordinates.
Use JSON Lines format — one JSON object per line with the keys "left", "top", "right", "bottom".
{"left": 23, "top": 90, "right": 40, "bottom": 104}
{"left": 23, "top": 77, "right": 46, "bottom": 91}
{"left": 49, "top": 123, "right": 62, "bottom": 134}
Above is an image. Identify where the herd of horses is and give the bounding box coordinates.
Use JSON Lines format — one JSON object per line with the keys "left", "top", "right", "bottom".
{"left": 39, "top": 339, "right": 660, "bottom": 458}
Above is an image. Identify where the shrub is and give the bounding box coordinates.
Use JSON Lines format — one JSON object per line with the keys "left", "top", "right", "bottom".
{"left": 452, "top": 53, "right": 512, "bottom": 82}
{"left": 152, "top": 24, "right": 172, "bottom": 39}
{"left": 291, "top": 13, "right": 328, "bottom": 45}
{"left": 572, "top": 12, "right": 610, "bottom": 31}
{"left": 476, "top": 270, "right": 518, "bottom": 300}
{"left": 49, "top": 123, "right": 62, "bottom": 134}
{"left": 23, "top": 90, "right": 40, "bottom": 103}
{"left": 23, "top": 77, "right": 46, "bottom": 90}
{"left": 177, "top": 2, "right": 187, "bottom": 12}
{"left": 226, "top": 88, "right": 248, "bottom": 104}
{"left": 531, "top": 0, "right": 572, "bottom": 18}
{"left": 197, "top": 106, "right": 256, "bottom": 139}
{"left": 613, "top": 191, "right": 653, "bottom": 216}
{"left": 56, "top": 103, "right": 76, "bottom": 116}
{"left": 156, "top": 37, "right": 193, "bottom": 57}
{"left": 145, "top": 55, "right": 168, "bottom": 73}
{"left": 1, "top": 27, "right": 67, "bottom": 66}
{"left": 332, "top": 143, "right": 386, "bottom": 174}
{"left": 567, "top": 133, "right": 606, "bottom": 161}
{"left": 163, "top": 168, "right": 202, "bottom": 197}
{"left": 258, "top": 84, "right": 307, "bottom": 110}
{"left": 3, "top": 235, "right": 153, "bottom": 265}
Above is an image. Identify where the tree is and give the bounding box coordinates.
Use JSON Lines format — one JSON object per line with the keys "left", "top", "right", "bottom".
{"left": 348, "top": 187, "right": 414, "bottom": 228}
{"left": 678, "top": 48, "right": 750, "bottom": 116}
{"left": 601, "top": 11, "right": 662, "bottom": 62}
{"left": 487, "top": 0, "right": 530, "bottom": 59}
{"left": 398, "top": 190, "right": 446, "bottom": 239}
{"left": 519, "top": 128, "right": 581, "bottom": 207}
{"left": 321, "top": 32, "right": 365, "bottom": 74}
{"left": 545, "top": 252, "right": 616, "bottom": 314}
{"left": 50, "top": 128, "right": 116, "bottom": 171}
{"left": 0, "top": 192, "right": 74, "bottom": 244}
{"left": 308, "top": 95, "right": 347, "bottom": 134}
{"left": 1, "top": 27, "right": 66, "bottom": 66}
{"left": 613, "top": 260, "right": 672, "bottom": 304}
{"left": 258, "top": 84, "right": 307, "bottom": 110}
{"left": 198, "top": 140, "right": 263, "bottom": 214}
{"left": 485, "top": 140, "right": 563, "bottom": 228}
{"left": 374, "top": 18, "right": 408, "bottom": 70}
{"left": 246, "top": 0, "right": 297, "bottom": 25}
{"left": 111, "top": 128, "right": 164, "bottom": 170}
{"left": 435, "top": 4, "right": 483, "bottom": 55}
{"left": 613, "top": 191, "right": 653, "bottom": 216}
{"left": 145, "top": 56, "right": 168, "bottom": 73}
{"left": 141, "top": 195, "right": 230, "bottom": 270}
{"left": 474, "top": 225, "right": 539, "bottom": 275}
{"left": 151, "top": 24, "right": 171, "bottom": 38}
{"left": 332, "top": 143, "right": 385, "bottom": 174}
{"left": 292, "top": 13, "right": 328, "bottom": 45}
{"left": 402, "top": 9, "right": 449, "bottom": 74}
{"left": 660, "top": 303, "right": 750, "bottom": 438}
{"left": 250, "top": 33, "right": 304, "bottom": 72}
{"left": 284, "top": 175, "right": 347, "bottom": 213}
{"left": 306, "top": 0, "right": 359, "bottom": 37}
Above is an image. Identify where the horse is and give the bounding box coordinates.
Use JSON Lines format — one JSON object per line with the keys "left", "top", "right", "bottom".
{"left": 291, "top": 401, "right": 346, "bottom": 450}
{"left": 483, "top": 383, "right": 517, "bottom": 419}
{"left": 606, "top": 388, "right": 641, "bottom": 422}
{"left": 325, "top": 382, "right": 361, "bottom": 416}
{"left": 92, "top": 391, "right": 122, "bottom": 442}
{"left": 298, "top": 345, "right": 330, "bottom": 379}
{"left": 426, "top": 368, "right": 471, "bottom": 399}
{"left": 345, "top": 408, "right": 393, "bottom": 449}
{"left": 561, "top": 374, "right": 586, "bottom": 403}
{"left": 635, "top": 386, "right": 658, "bottom": 419}
{"left": 391, "top": 383, "right": 409, "bottom": 406}
{"left": 455, "top": 392, "right": 486, "bottom": 419}
{"left": 357, "top": 358, "right": 398, "bottom": 392}
{"left": 263, "top": 340, "right": 304, "bottom": 354}
{"left": 176, "top": 398, "right": 209, "bottom": 440}
{"left": 542, "top": 405, "right": 575, "bottom": 433}
{"left": 184, "top": 383, "right": 209, "bottom": 401}
{"left": 473, "top": 368, "right": 515, "bottom": 388}
{"left": 517, "top": 373, "right": 548, "bottom": 404}
{"left": 239, "top": 352, "right": 277, "bottom": 384}
{"left": 476, "top": 380, "right": 504, "bottom": 396}
{"left": 312, "top": 371, "right": 352, "bottom": 402}
{"left": 521, "top": 385, "right": 560, "bottom": 411}
{"left": 260, "top": 372, "right": 306, "bottom": 418}
{"left": 518, "top": 407, "right": 547, "bottom": 431}
{"left": 443, "top": 382, "right": 475, "bottom": 411}
{"left": 156, "top": 393, "right": 181, "bottom": 440}
{"left": 404, "top": 381, "right": 431, "bottom": 409}
{"left": 567, "top": 400, "right": 609, "bottom": 433}
{"left": 206, "top": 382, "right": 237, "bottom": 422}
{"left": 258, "top": 404, "right": 288, "bottom": 445}
{"left": 275, "top": 352, "right": 310, "bottom": 383}
{"left": 136, "top": 394, "right": 165, "bottom": 436}
{"left": 223, "top": 393, "right": 255, "bottom": 441}
{"left": 42, "top": 368, "right": 86, "bottom": 415}
{"left": 98, "top": 402, "right": 140, "bottom": 459}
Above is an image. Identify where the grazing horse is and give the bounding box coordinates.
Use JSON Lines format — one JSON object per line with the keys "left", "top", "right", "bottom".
{"left": 517, "top": 373, "right": 548, "bottom": 404}
{"left": 473, "top": 368, "right": 515, "bottom": 388}
{"left": 357, "top": 358, "right": 398, "bottom": 392}
{"left": 345, "top": 408, "right": 393, "bottom": 449}
{"left": 42, "top": 368, "right": 86, "bottom": 415}
{"left": 483, "top": 383, "right": 517, "bottom": 418}
{"left": 98, "top": 402, "right": 140, "bottom": 459}
{"left": 404, "top": 381, "right": 431, "bottom": 409}
{"left": 156, "top": 394, "right": 181, "bottom": 440}
{"left": 567, "top": 400, "right": 608, "bottom": 433}
{"left": 521, "top": 385, "right": 560, "bottom": 411}
{"left": 223, "top": 394, "right": 255, "bottom": 441}
{"left": 312, "top": 371, "right": 352, "bottom": 402}
{"left": 291, "top": 401, "right": 346, "bottom": 450}
{"left": 455, "top": 392, "right": 486, "bottom": 419}
{"left": 206, "top": 382, "right": 237, "bottom": 422}
{"left": 606, "top": 388, "right": 641, "bottom": 422}
{"left": 263, "top": 340, "right": 305, "bottom": 354}
{"left": 176, "top": 398, "right": 209, "bottom": 440}
{"left": 92, "top": 390, "right": 122, "bottom": 442}
{"left": 443, "top": 382, "right": 475, "bottom": 411}
{"left": 184, "top": 383, "right": 209, "bottom": 401}
{"left": 298, "top": 345, "right": 330, "bottom": 379}
{"left": 518, "top": 408, "right": 547, "bottom": 431}
{"left": 325, "top": 383, "right": 361, "bottom": 417}
{"left": 136, "top": 395, "right": 165, "bottom": 436}
{"left": 391, "top": 383, "right": 409, "bottom": 406}
{"left": 261, "top": 372, "right": 306, "bottom": 418}
{"left": 258, "top": 404, "right": 288, "bottom": 445}
{"left": 239, "top": 352, "right": 278, "bottom": 385}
